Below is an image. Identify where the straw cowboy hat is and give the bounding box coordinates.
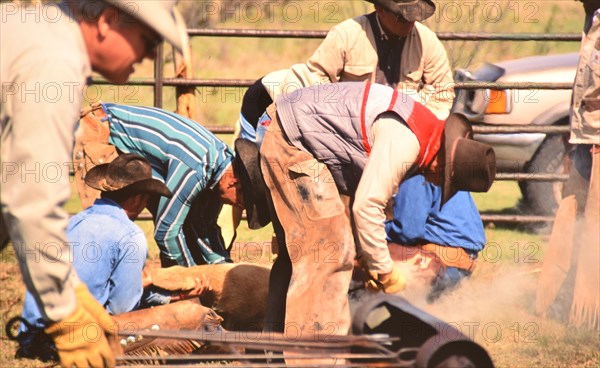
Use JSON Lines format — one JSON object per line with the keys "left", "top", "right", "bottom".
{"left": 366, "top": 0, "right": 436, "bottom": 22}
{"left": 104, "top": 0, "right": 189, "bottom": 53}
{"left": 234, "top": 139, "right": 271, "bottom": 229}
{"left": 440, "top": 113, "right": 496, "bottom": 206}
{"left": 85, "top": 153, "right": 172, "bottom": 198}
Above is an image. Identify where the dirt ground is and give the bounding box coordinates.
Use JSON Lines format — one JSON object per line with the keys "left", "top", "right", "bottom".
{"left": 1, "top": 239, "right": 599, "bottom": 368}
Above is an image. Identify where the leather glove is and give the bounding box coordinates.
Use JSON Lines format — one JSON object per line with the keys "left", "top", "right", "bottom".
{"left": 367, "top": 264, "right": 407, "bottom": 294}
{"left": 45, "top": 285, "right": 117, "bottom": 368}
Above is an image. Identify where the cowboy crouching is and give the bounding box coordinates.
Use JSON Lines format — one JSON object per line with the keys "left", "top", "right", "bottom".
{"left": 258, "top": 81, "right": 495, "bottom": 365}
{"left": 73, "top": 102, "right": 255, "bottom": 268}
{"left": 15, "top": 154, "right": 221, "bottom": 362}
{"left": 384, "top": 169, "right": 485, "bottom": 302}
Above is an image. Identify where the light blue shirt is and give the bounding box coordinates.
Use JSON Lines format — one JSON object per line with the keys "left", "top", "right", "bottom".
{"left": 20, "top": 198, "right": 148, "bottom": 332}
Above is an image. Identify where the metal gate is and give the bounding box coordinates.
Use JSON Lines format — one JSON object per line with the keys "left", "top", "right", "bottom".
{"left": 92, "top": 28, "right": 581, "bottom": 225}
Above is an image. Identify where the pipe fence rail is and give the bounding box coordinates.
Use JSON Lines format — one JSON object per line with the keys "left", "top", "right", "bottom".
{"left": 85, "top": 29, "right": 580, "bottom": 224}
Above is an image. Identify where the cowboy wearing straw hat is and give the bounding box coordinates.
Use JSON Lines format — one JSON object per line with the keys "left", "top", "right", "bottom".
{"left": 1, "top": 1, "right": 187, "bottom": 366}
{"left": 17, "top": 154, "right": 174, "bottom": 361}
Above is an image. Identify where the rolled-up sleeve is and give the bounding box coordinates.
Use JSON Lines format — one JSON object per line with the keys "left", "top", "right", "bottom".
{"left": 353, "top": 114, "right": 420, "bottom": 273}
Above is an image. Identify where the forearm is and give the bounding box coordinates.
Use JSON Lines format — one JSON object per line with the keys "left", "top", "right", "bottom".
{"left": 1, "top": 66, "right": 85, "bottom": 322}
{"left": 421, "top": 39, "right": 455, "bottom": 119}
{"left": 354, "top": 115, "right": 420, "bottom": 273}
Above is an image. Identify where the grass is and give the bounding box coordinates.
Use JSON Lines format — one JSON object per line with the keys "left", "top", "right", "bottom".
{"left": 98, "top": 0, "right": 584, "bottom": 128}
{"left": 2, "top": 177, "right": 599, "bottom": 368}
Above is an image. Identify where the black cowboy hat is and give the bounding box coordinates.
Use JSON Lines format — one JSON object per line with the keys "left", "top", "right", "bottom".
{"left": 440, "top": 113, "right": 496, "bottom": 206}
{"left": 85, "top": 153, "right": 172, "bottom": 198}
{"left": 365, "top": 0, "right": 436, "bottom": 22}
{"left": 234, "top": 139, "right": 271, "bottom": 229}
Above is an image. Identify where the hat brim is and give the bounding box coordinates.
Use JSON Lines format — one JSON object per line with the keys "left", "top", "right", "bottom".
{"left": 85, "top": 163, "right": 172, "bottom": 198}
{"left": 234, "top": 139, "right": 271, "bottom": 230}
{"left": 441, "top": 113, "right": 472, "bottom": 206}
{"left": 104, "top": 0, "right": 188, "bottom": 52}
{"left": 366, "top": 0, "right": 436, "bottom": 22}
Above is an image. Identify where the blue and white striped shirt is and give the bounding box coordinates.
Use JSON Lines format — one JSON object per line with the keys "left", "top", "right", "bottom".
{"left": 103, "top": 103, "right": 234, "bottom": 266}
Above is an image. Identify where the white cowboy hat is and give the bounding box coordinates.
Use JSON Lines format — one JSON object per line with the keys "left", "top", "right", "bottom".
{"left": 104, "top": 0, "right": 189, "bottom": 54}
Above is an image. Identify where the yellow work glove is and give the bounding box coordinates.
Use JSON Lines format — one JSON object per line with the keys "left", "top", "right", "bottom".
{"left": 45, "top": 285, "right": 117, "bottom": 368}
{"left": 367, "top": 264, "right": 407, "bottom": 294}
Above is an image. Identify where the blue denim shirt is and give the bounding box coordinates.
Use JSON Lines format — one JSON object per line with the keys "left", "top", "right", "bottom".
{"left": 385, "top": 175, "right": 486, "bottom": 254}
{"left": 20, "top": 198, "right": 149, "bottom": 332}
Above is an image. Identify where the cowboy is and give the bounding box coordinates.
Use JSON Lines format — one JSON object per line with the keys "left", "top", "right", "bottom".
{"left": 281, "top": 0, "right": 454, "bottom": 120}
{"left": 16, "top": 154, "right": 212, "bottom": 361}
{"left": 1, "top": 1, "right": 188, "bottom": 365}
{"left": 241, "top": 68, "right": 486, "bottom": 302}
{"left": 259, "top": 82, "right": 495, "bottom": 362}
{"left": 385, "top": 174, "right": 486, "bottom": 302}
{"left": 73, "top": 103, "right": 264, "bottom": 268}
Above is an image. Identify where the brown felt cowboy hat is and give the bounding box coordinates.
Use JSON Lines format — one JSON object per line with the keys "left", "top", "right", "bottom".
{"left": 85, "top": 153, "right": 172, "bottom": 198}
{"left": 234, "top": 139, "right": 271, "bottom": 229}
{"left": 440, "top": 113, "right": 496, "bottom": 207}
{"left": 366, "top": 0, "right": 436, "bottom": 22}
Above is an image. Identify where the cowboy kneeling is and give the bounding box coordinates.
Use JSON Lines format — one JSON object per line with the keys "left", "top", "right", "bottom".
{"left": 16, "top": 154, "right": 212, "bottom": 362}
{"left": 259, "top": 81, "right": 495, "bottom": 344}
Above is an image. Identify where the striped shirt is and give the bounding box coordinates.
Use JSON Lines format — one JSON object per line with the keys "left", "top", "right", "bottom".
{"left": 103, "top": 103, "right": 234, "bottom": 266}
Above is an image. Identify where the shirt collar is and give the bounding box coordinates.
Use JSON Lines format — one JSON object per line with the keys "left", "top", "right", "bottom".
{"left": 375, "top": 13, "right": 389, "bottom": 41}
{"left": 91, "top": 197, "right": 128, "bottom": 218}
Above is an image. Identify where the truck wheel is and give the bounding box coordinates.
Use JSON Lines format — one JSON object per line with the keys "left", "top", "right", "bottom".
{"left": 520, "top": 133, "right": 569, "bottom": 216}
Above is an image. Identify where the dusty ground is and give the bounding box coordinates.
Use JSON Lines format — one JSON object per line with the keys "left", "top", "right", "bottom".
{"left": 1, "top": 237, "right": 599, "bottom": 367}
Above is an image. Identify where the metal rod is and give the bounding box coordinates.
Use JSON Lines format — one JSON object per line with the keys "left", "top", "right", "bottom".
{"left": 187, "top": 29, "right": 580, "bottom": 42}
{"left": 117, "top": 353, "right": 401, "bottom": 361}
{"left": 154, "top": 43, "right": 164, "bottom": 108}
{"left": 117, "top": 362, "right": 407, "bottom": 368}
{"left": 472, "top": 125, "right": 570, "bottom": 134}
{"left": 116, "top": 330, "right": 398, "bottom": 361}
{"left": 495, "top": 173, "right": 569, "bottom": 181}
{"left": 454, "top": 81, "right": 572, "bottom": 90}
{"left": 123, "top": 329, "right": 397, "bottom": 350}
{"left": 90, "top": 78, "right": 573, "bottom": 90}
{"left": 99, "top": 212, "right": 557, "bottom": 224}
{"left": 480, "top": 214, "right": 555, "bottom": 223}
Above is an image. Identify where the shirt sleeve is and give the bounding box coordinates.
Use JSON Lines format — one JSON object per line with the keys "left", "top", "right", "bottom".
{"left": 106, "top": 231, "right": 148, "bottom": 315}
{"left": 286, "top": 24, "right": 348, "bottom": 86}
{"left": 353, "top": 114, "right": 420, "bottom": 273}
{"left": 1, "top": 41, "right": 86, "bottom": 322}
{"left": 419, "top": 31, "right": 455, "bottom": 119}
{"left": 154, "top": 160, "right": 203, "bottom": 266}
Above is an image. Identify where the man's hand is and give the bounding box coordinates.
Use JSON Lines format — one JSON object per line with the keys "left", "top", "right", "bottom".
{"left": 375, "top": 265, "right": 406, "bottom": 294}
{"left": 45, "top": 285, "right": 117, "bottom": 368}
{"left": 171, "top": 274, "right": 212, "bottom": 302}
{"left": 366, "top": 264, "right": 407, "bottom": 294}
